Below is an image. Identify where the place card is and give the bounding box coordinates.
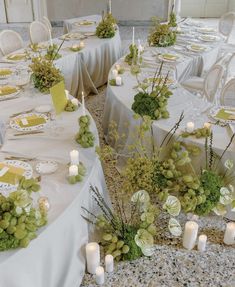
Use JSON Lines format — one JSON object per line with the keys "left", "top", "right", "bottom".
{"left": 21, "top": 118, "right": 29, "bottom": 126}
{"left": 50, "top": 81, "right": 68, "bottom": 115}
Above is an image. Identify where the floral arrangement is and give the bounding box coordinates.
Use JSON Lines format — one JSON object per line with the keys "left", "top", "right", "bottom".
{"left": 0, "top": 177, "right": 47, "bottom": 251}
{"left": 125, "top": 44, "right": 139, "bottom": 66}
{"left": 30, "top": 57, "right": 64, "bottom": 93}
{"left": 148, "top": 18, "right": 177, "bottom": 47}
{"left": 82, "top": 186, "right": 181, "bottom": 261}
{"left": 132, "top": 63, "right": 173, "bottom": 120}
{"left": 169, "top": 12, "right": 177, "bottom": 28}
{"left": 96, "top": 13, "right": 117, "bottom": 39}
{"left": 67, "top": 163, "right": 86, "bottom": 184}
{"left": 64, "top": 100, "right": 78, "bottom": 112}
{"left": 44, "top": 44, "right": 62, "bottom": 61}
{"left": 76, "top": 115, "right": 95, "bottom": 148}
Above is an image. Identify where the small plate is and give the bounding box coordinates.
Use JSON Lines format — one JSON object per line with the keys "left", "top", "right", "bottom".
{"left": 74, "top": 20, "right": 96, "bottom": 26}
{"left": 60, "top": 33, "right": 85, "bottom": 41}
{"left": 35, "top": 105, "right": 52, "bottom": 113}
{"left": 36, "top": 161, "right": 58, "bottom": 175}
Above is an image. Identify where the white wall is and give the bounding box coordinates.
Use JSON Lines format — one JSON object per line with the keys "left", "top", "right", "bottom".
{"left": 0, "top": 0, "right": 7, "bottom": 23}
{"left": 47, "top": 0, "right": 169, "bottom": 22}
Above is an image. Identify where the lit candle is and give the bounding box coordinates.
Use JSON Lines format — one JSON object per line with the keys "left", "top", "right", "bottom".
{"left": 105, "top": 254, "right": 114, "bottom": 273}
{"left": 70, "top": 150, "right": 79, "bottom": 165}
{"left": 204, "top": 122, "right": 211, "bottom": 130}
{"left": 132, "top": 27, "right": 135, "bottom": 46}
{"left": 82, "top": 91, "right": 86, "bottom": 116}
{"left": 183, "top": 221, "right": 199, "bottom": 250}
{"left": 65, "top": 90, "right": 69, "bottom": 99}
{"left": 71, "top": 98, "right": 79, "bottom": 106}
{"left": 95, "top": 266, "right": 105, "bottom": 285}
{"left": 69, "top": 165, "right": 78, "bottom": 176}
{"left": 115, "top": 76, "right": 122, "bottom": 86}
{"left": 191, "top": 214, "right": 199, "bottom": 222}
{"left": 112, "top": 69, "right": 118, "bottom": 78}
{"left": 86, "top": 242, "right": 100, "bottom": 274}
{"left": 38, "top": 196, "right": 50, "bottom": 211}
{"left": 80, "top": 41, "right": 85, "bottom": 48}
{"left": 223, "top": 222, "right": 235, "bottom": 245}
{"left": 186, "top": 122, "right": 195, "bottom": 133}
{"left": 115, "top": 64, "right": 121, "bottom": 71}
{"left": 197, "top": 234, "right": 207, "bottom": 252}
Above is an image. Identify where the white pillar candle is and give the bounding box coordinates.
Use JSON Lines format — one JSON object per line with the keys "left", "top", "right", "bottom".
{"left": 69, "top": 165, "right": 78, "bottom": 176}
{"left": 132, "top": 27, "right": 135, "bottom": 46}
{"left": 223, "top": 222, "right": 235, "bottom": 245}
{"left": 186, "top": 122, "right": 195, "bottom": 133}
{"left": 95, "top": 266, "right": 105, "bottom": 285}
{"left": 203, "top": 122, "right": 211, "bottom": 130}
{"left": 115, "top": 64, "right": 121, "bottom": 71}
{"left": 116, "top": 76, "right": 122, "bottom": 86}
{"left": 70, "top": 150, "right": 79, "bottom": 165}
{"left": 82, "top": 91, "right": 86, "bottom": 116}
{"left": 112, "top": 69, "right": 118, "bottom": 78}
{"left": 65, "top": 90, "right": 69, "bottom": 99}
{"left": 80, "top": 41, "right": 85, "bottom": 48}
{"left": 86, "top": 242, "right": 100, "bottom": 274}
{"left": 105, "top": 254, "right": 114, "bottom": 273}
{"left": 71, "top": 98, "right": 79, "bottom": 106}
{"left": 183, "top": 221, "right": 199, "bottom": 250}
{"left": 197, "top": 234, "right": 207, "bottom": 252}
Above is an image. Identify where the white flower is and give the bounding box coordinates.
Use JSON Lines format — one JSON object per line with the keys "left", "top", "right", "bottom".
{"left": 163, "top": 195, "right": 181, "bottom": 217}
{"left": 220, "top": 187, "right": 233, "bottom": 205}
{"left": 224, "top": 159, "right": 234, "bottom": 170}
{"left": 213, "top": 203, "right": 227, "bottom": 216}
{"left": 131, "top": 190, "right": 150, "bottom": 203}
{"left": 141, "top": 245, "right": 155, "bottom": 257}
{"left": 168, "top": 218, "right": 182, "bottom": 237}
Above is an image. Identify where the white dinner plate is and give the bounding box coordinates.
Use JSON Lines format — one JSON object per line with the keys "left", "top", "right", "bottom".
{"left": 0, "top": 85, "right": 20, "bottom": 101}
{"left": 210, "top": 106, "right": 235, "bottom": 124}
{"left": 0, "top": 160, "right": 33, "bottom": 192}
{"left": 36, "top": 161, "right": 58, "bottom": 175}
{"left": 10, "top": 112, "right": 49, "bottom": 132}
{"left": 0, "top": 68, "right": 14, "bottom": 79}
{"left": 197, "top": 27, "right": 217, "bottom": 34}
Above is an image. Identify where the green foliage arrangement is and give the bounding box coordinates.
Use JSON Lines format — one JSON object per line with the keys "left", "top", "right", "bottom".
{"left": 75, "top": 115, "right": 95, "bottom": 148}
{"left": 64, "top": 100, "right": 78, "bottom": 112}
{"left": 0, "top": 177, "right": 47, "bottom": 251}
{"left": 148, "top": 18, "right": 177, "bottom": 47}
{"left": 67, "top": 163, "right": 86, "bottom": 184}
{"left": 132, "top": 63, "right": 173, "bottom": 120}
{"left": 181, "top": 126, "right": 211, "bottom": 139}
{"left": 44, "top": 44, "right": 62, "bottom": 61}
{"left": 96, "top": 13, "right": 117, "bottom": 39}
{"left": 169, "top": 12, "right": 177, "bottom": 27}
{"left": 125, "top": 44, "right": 139, "bottom": 66}
{"left": 30, "top": 57, "right": 64, "bottom": 93}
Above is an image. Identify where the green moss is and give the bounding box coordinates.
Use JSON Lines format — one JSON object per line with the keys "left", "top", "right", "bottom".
{"left": 122, "top": 225, "right": 142, "bottom": 261}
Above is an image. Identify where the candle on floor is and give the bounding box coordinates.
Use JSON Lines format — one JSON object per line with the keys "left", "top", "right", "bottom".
{"left": 95, "top": 266, "right": 105, "bottom": 285}
{"left": 69, "top": 165, "right": 78, "bottom": 176}
{"left": 71, "top": 98, "right": 79, "bottom": 106}
{"left": 223, "top": 222, "right": 235, "bottom": 245}
{"left": 112, "top": 69, "right": 118, "bottom": 78}
{"left": 197, "top": 234, "right": 207, "bottom": 252}
{"left": 116, "top": 76, "right": 122, "bottom": 86}
{"left": 203, "top": 122, "right": 211, "bottom": 130}
{"left": 186, "top": 122, "right": 195, "bottom": 133}
{"left": 105, "top": 254, "right": 114, "bottom": 273}
{"left": 86, "top": 242, "right": 100, "bottom": 274}
{"left": 80, "top": 41, "right": 85, "bottom": 48}
{"left": 70, "top": 150, "right": 79, "bottom": 165}
{"left": 183, "top": 221, "right": 199, "bottom": 250}
{"left": 82, "top": 91, "right": 86, "bottom": 116}
{"left": 132, "top": 27, "right": 135, "bottom": 46}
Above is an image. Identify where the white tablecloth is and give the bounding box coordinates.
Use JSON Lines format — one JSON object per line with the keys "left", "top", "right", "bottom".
{"left": 0, "top": 91, "right": 108, "bottom": 287}
{"left": 63, "top": 15, "right": 102, "bottom": 34}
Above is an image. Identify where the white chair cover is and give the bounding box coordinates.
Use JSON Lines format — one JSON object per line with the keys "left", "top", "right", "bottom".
{"left": 42, "top": 16, "right": 52, "bottom": 32}
{"left": 0, "top": 30, "right": 24, "bottom": 56}
{"left": 29, "top": 21, "right": 50, "bottom": 44}
{"left": 219, "top": 12, "right": 235, "bottom": 43}
{"left": 221, "top": 78, "right": 235, "bottom": 107}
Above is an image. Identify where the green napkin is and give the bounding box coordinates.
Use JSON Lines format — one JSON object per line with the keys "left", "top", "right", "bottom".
{"left": 17, "top": 115, "right": 46, "bottom": 128}
{"left": 0, "top": 86, "right": 18, "bottom": 96}
{"left": 50, "top": 81, "right": 67, "bottom": 115}
{"left": 7, "top": 54, "right": 25, "bottom": 61}
{"left": 215, "top": 109, "right": 235, "bottom": 120}
{"left": 0, "top": 171, "right": 22, "bottom": 185}
{"left": 0, "top": 69, "right": 12, "bottom": 76}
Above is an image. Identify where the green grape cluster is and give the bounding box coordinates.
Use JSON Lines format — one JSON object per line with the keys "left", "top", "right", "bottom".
{"left": 44, "top": 44, "right": 61, "bottom": 61}
{"left": 125, "top": 44, "right": 139, "bottom": 66}
{"left": 75, "top": 115, "right": 95, "bottom": 148}
{"left": 18, "top": 177, "right": 40, "bottom": 193}
{"left": 0, "top": 192, "right": 47, "bottom": 251}
{"left": 64, "top": 100, "right": 78, "bottom": 112}
{"left": 96, "top": 14, "right": 116, "bottom": 39}
{"left": 181, "top": 127, "right": 211, "bottom": 139}
{"left": 68, "top": 163, "right": 86, "bottom": 184}
{"left": 109, "top": 79, "right": 118, "bottom": 86}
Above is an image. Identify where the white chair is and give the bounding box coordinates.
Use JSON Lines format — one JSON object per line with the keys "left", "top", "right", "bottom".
{"left": 42, "top": 16, "right": 52, "bottom": 32}
{"left": 29, "top": 21, "right": 50, "bottom": 44}
{"left": 0, "top": 30, "right": 24, "bottom": 56}
{"left": 182, "top": 64, "right": 224, "bottom": 103}
{"left": 221, "top": 78, "right": 235, "bottom": 107}
{"left": 224, "top": 53, "right": 235, "bottom": 83}
{"left": 219, "top": 12, "right": 235, "bottom": 43}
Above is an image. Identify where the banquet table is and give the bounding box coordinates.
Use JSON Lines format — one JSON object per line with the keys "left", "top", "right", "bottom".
{"left": 0, "top": 88, "right": 108, "bottom": 287}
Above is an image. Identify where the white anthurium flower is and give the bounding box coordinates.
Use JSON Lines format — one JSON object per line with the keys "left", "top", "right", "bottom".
{"left": 141, "top": 245, "right": 155, "bottom": 257}
{"left": 224, "top": 159, "right": 234, "bottom": 170}
{"left": 213, "top": 203, "right": 227, "bottom": 216}
{"left": 134, "top": 229, "right": 154, "bottom": 249}
{"left": 163, "top": 195, "right": 181, "bottom": 217}
{"left": 168, "top": 218, "right": 182, "bottom": 237}
{"left": 140, "top": 212, "right": 155, "bottom": 224}
{"left": 220, "top": 187, "right": 233, "bottom": 205}
{"left": 131, "top": 190, "right": 150, "bottom": 204}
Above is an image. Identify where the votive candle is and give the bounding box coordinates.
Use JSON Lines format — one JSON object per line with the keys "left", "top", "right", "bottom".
{"left": 70, "top": 150, "right": 79, "bottom": 165}
{"left": 112, "top": 69, "right": 118, "bottom": 78}
{"left": 223, "top": 222, "right": 235, "bottom": 245}
{"left": 95, "top": 266, "right": 105, "bottom": 285}
{"left": 105, "top": 254, "right": 114, "bottom": 273}
{"left": 115, "top": 64, "right": 121, "bottom": 71}
{"left": 183, "top": 221, "right": 199, "bottom": 250}
{"left": 69, "top": 165, "right": 78, "bottom": 176}
{"left": 115, "top": 76, "right": 122, "bottom": 86}
{"left": 197, "top": 234, "right": 207, "bottom": 252}
{"left": 86, "top": 242, "right": 100, "bottom": 274}
{"left": 186, "top": 122, "right": 195, "bottom": 133}
{"left": 80, "top": 41, "right": 85, "bottom": 48}
{"left": 71, "top": 98, "right": 79, "bottom": 106}
{"left": 203, "top": 122, "right": 211, "bottom": 130}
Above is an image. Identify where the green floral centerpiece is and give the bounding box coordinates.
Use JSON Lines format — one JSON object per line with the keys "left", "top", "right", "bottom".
{"left": 96, "top": 12, "right": 117, "bottom": 39}
{"left": 76, "top": 115, "right": 95, "bottom": 148}
{"left": 0, "top": 177, "right": 47, "bottom": 251}
{"left": 169, "top": 11, "right": 177, "bottom": 28}
{"left": 132, "top": 64, "right": 173, "bottom": 120}
{"left": 125, "top": 44, "right": 139, "bottom": 66}
{"left": 44, "top": 44, "right": 62, "bottom": 61}
{"left": 148, "top": 18, "right": 177, "bottom": 47}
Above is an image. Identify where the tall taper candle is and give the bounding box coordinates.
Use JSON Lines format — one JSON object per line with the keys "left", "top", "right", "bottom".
{"left": 108, "top": 0, "right": 112, "bottom": 13}
{"left": 132, "top": 27, "right": 135, "bottom": 46}
{"left": 85, "top": 242, "right": 100, "bottom": 274}
{"left": 223, "top": 222, "right": 235, "bottom": 245}
{"left": 82, "top": 91, "right": 86, "bottom": 116}
{"left": 183, "top": 221, "right": 199, "bottom": 250}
